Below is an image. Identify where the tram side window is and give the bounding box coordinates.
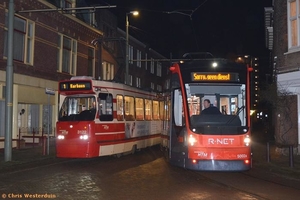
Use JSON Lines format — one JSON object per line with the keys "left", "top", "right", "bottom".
{"left": 153, "top": 100, "right": 159, "bottom": 120}
{"left": 145, "top": 99, "right": 152, "bottom": 120}
{"left": 135, "top": 98, "right": 144, "bottom": 120}
{"left": 159, "top": 101, "right": 164, "bottom": 120}
{"left": 116, "top": 95, "right": 124, "bottom": 121}
{"left": 124, "top": 96, "right": 135, "bottom": 121}
{"left": 99, "top": 93, "right": 113, "bottom": 121}
{"left": 165, "top": 100, "right": 170, "bottom": 120}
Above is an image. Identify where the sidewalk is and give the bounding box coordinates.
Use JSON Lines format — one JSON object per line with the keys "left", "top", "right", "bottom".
{"left": 251, "top": 140, "right": 300, "bottom": 179}
{"left": 0, "top": 138, "right": 57, "bottom": 173}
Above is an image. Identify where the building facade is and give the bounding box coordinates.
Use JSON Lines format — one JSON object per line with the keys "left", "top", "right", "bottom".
{"left": 0, "top": 0, "right": 168, "bottom": 148}
{"left": 272, "top": 0, "right": 300, "bottom": 147}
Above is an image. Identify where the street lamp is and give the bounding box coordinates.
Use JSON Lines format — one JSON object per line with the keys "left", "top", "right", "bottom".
{"left": 125, "top": 11, "right": 139, "bottom": 85}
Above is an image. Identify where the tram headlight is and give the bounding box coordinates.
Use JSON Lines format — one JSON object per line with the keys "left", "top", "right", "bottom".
{"left": 80, "top": 135, "right": 88, "bottom": 140}
{"left": 57, "top": 135, "right": 65, "bottom": 140}
{"left": 188, "top": 134, "right": 197, "bottom": 146}
{"left": 244, "top": 135, "right": 251, "bottom": 146}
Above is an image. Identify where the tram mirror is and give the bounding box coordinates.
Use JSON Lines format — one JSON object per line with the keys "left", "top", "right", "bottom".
{"left": 185, "top": 84, "right": 191, "bottom": 98}
{"left": 174, "top": 89, "right": 183, "bottom": 126}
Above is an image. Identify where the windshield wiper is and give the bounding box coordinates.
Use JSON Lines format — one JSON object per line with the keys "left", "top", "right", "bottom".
{"left": 226, "top": 106, "right": 245, "bottom": 124}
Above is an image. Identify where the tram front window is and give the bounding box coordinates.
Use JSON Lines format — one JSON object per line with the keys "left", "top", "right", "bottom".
{"left": 59, "top": 96, "right": 96, "bottom": 121}
{"left": 186, "top": 83, "right": 247, "bottom": 134}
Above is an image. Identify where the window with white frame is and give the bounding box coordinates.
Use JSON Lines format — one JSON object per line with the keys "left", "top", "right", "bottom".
{"left": 137, "top": 49, "right": 141, "bottom": 67}
{"left": 145, "top": 53, "right": 148, "bottom": 70}
{"left": 129, "top": 45, "right": 133, "bottom": 64}
{"left": 288, "top": 0, "right": 300, "bottom": 48}
{"left": 157, "top": 62, "right": 162, "bottom": 77}
{"left": 88, "top": 47, "right": 95, "bottom": 77}
{"left": 124, "top": 73, "right": 133, "bottom": 85}
{"left": 151, "top": 82, "right": 155, "bottom": 90}
{"left": 3, "top": 14, "right": 35, "bottom": 65}
{"left": 136, "top": 77, "right": 141, "bottom": 88}
{"left": 150, "top": 58, "right": 155, "bottom": 74}
{"left": 157, "top": 85, "right": 162, "bottom": 92}
{"left": 62, "top": 0, "right": 76, "bottom": 15}
{"left": 57, "top": 34, "right": 77, "bottom": 75}
{"left": 78, "top": 9, "right": 97, "bottom": 26}
{"left": 87, "top": 11, "right": 97, "bottom": 27}
{"left": 128, "top": 75, "right": 133, "bottom": 86}
{"left": 102, "top": 61, "right": 114, "bottom": 80}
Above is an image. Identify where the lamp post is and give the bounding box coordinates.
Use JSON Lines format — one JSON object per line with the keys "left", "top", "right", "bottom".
{"left": 125, "top": 11, "right": 139, "bottom": 85}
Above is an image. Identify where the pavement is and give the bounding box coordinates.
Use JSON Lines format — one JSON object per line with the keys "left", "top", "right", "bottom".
{"left": 0, "top": 135, "right": 300, "bottom": 184}
{"left": 0, "top": 138, "right": 59, "bottom": 173}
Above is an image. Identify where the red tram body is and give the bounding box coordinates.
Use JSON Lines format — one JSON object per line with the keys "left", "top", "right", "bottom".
{"left": 56, "top": 76, "right": 162, "bottom": 158}
{"left": 163, "top": 56, "right": 253, "bottom": 171}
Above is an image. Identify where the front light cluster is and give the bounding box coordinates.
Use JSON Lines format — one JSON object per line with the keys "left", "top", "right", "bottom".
{"left": 57, "top": 135, "right": 65, "bottom": 140}
{"left": 188, "top": 134, "right": 197, "bottom": 146}
{"left": 244, "top": 135, "right": 250, "bottom": 146}
{"left": 80, "top": 135, "right": 88, "bottom": 140}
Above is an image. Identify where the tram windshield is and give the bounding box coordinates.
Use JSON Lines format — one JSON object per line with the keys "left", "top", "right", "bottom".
{"left": 187, "top": 83, "right": 247, "bottom": 134}
{"left": 58, "top": 96, "right": 96, "bottom": 121}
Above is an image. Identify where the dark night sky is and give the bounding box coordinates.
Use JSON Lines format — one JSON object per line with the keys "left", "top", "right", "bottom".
{"left": 88, "top": 0, "right": 273, "bottom": 59}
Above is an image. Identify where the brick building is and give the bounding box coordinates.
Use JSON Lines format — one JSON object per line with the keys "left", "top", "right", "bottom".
{"left": 271, "top": 0, "right": 300, "bottom": 147}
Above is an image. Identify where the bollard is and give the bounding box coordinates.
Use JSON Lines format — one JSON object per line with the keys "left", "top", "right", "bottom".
{"left": 18, "top": 128, "right": 21, "bottom": 149}
{"left": 289, "top": 145, "right": 294, "bottom": 168}
{"left": 43, "top": 136, "right": 46, "bottom": 156}
{"left": 266, "top": 142, "right": 271, "bottom": 162}
{"left": 32, "top": 128, "right": 35, "bottom": 148}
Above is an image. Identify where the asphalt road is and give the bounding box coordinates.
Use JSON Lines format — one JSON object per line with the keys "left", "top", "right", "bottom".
{"left": 0, "top": 145, "right": 299, "bottom": 200}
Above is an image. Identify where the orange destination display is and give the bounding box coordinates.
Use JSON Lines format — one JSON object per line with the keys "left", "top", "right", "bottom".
{"left": 191, "top": 72, "right": 239, "bottom": 82}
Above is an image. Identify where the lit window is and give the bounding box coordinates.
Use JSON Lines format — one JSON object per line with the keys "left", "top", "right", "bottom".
{"left": 288, "top": 0, "right": 299, "bottom": 48}
{"left": 102, "top": 61, "right": 114, "bottom": 80}
{"left": 135, "top": 98, "right": 144, "bottom": 120}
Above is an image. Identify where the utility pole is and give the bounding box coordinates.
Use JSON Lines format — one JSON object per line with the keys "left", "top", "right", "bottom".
{"left": 5, "top": 0, "right": 14, "bottom": 162}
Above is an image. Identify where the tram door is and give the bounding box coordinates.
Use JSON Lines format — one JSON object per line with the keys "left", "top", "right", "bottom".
{"left": 169, "top": 89, "right": 187, "bottom": 167}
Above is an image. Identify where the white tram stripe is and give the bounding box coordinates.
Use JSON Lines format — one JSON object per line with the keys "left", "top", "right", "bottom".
{"left": 95, "top": 131, "right": 124, "bottom": 135}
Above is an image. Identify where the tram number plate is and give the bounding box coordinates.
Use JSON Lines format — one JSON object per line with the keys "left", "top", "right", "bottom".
{"left": 237, "top": 154, "right": 247, "bottom": 158}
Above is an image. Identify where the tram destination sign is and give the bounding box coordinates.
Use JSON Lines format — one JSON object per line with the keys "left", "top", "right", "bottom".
{"left": 191, "top": 72, "right": 239, "bottom": 82}
{"left": 59, "top": 81, "right": 92, "bottom": 91}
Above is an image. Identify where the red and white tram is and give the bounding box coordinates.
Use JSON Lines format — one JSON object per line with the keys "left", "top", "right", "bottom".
{"left": 56, "top": 76, "right": 163, "bottom": 158}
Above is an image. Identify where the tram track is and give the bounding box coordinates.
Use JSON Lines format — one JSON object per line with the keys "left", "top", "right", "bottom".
{"left": 188, "top": 168, "right": 300, "bottom": 200}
